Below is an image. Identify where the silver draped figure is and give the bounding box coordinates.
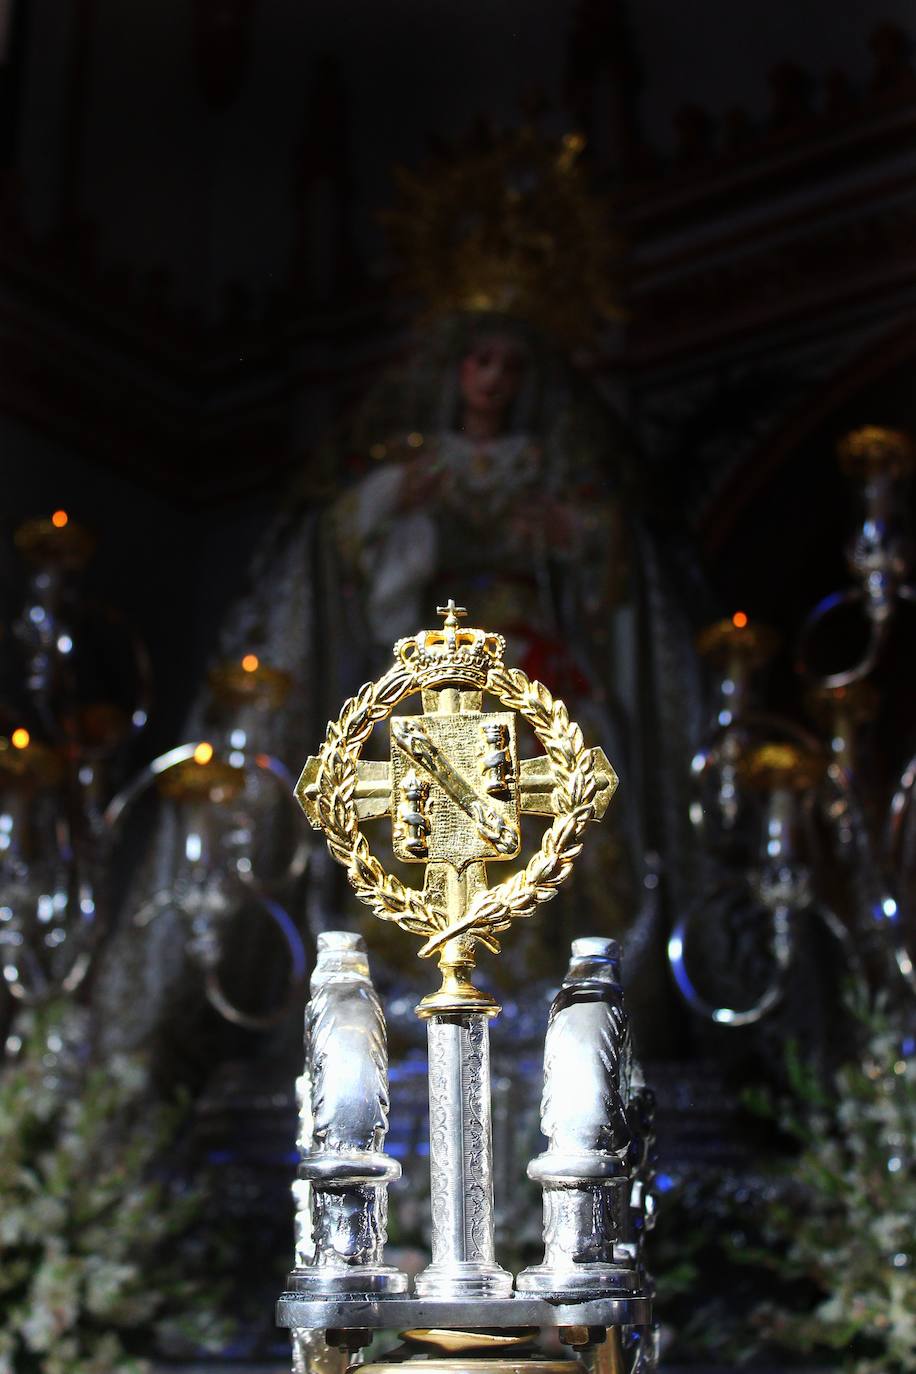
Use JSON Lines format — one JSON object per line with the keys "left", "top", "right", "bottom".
{"left": 271, "top": 314, "right": 670, "bottom": 995}
{"left": 42, "top": 123, "right": 702, "bottom": 1108}
{"left": 293, "top": 931, "right": 404, "bottom": 1292}
{"left": 93, "top": 309, "right": 697, "bottom": 1078}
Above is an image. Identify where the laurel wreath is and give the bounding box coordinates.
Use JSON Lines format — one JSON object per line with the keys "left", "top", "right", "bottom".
{"left": 314, "top": 657, "right": 599, "bottom": 960}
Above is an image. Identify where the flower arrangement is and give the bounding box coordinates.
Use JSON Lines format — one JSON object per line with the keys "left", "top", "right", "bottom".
{"left": 743, "top": 1004, "right": 916, "bottom": 1373}
{"left": 653, "top": 999, "right": 916, "bottom": 1371}
{"left": 0, "top": 1002, "right": 231, "bottom": 1374}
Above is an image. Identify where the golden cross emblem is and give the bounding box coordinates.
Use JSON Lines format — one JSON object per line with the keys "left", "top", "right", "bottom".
{"left": 296, "top": 603, "right": 618, "bottom": 1016}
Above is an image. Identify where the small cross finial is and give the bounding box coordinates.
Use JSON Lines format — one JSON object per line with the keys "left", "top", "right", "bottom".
{"left": 437, "top": 599, "right": 467, "bottom": 628}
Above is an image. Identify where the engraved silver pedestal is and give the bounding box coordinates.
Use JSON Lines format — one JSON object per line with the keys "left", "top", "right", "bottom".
{"left": 414, "top": 1011, "right": 513, "bottom": 1298}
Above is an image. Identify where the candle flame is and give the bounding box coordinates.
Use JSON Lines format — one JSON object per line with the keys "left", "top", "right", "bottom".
{"left": 51, "top": 510, "right": 69, "bottom": 528}
{"left": 193, "top": 741, "right": 214, "bottom": 765}
{"left": 11, "top": 728, "right": 30, "bottom": 749}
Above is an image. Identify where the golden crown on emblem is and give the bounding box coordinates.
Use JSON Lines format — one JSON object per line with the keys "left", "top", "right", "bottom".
{"left": 394, "top": 601, "right": 505, "bottom": 688}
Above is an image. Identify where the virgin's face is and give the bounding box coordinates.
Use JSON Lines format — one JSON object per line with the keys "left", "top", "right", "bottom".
{"left": 458, "top": 334, "right": 527, "bottom": 423}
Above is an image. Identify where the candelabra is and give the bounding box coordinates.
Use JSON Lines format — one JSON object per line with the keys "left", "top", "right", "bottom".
{"left": 798, "top": 426, "right": 916, "bottom": 687}
{"left": 1, "top": 510, "right": 311, "bottom": 1042}
{"left": 688, "top": 614, "right": 781, "bottom": 842}
{"left": 1, "top": 511, "right": 151, "bottom": 1021}
{"left": 279, "top": 603, "right": 656, "bottom": 1374}
{"left": 105, "top": 655, "right": 309, "bottom": 1030}
{"left": 672, "top": 427, "right": 916, "bottom": 1027}
{"left": 672, "top": 734, "right": 858, "bottom": 1025}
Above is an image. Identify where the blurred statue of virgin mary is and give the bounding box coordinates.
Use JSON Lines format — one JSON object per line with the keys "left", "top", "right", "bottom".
{"left": 225, "top": 306, "right": 644, "bottom": 977}
{"left": 220, "top": 127, "right": 682, "bottom": 988}
{"left": 330, "top": 312, "right": 630, "bottom": 708}
{"left": 99, "top": 127, "right": 696, "bottom": 1057}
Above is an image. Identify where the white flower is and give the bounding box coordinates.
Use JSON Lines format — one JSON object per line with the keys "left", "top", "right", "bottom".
{"left": 20, "top": 1248, "right": 82, "bottom": 1352}
{"left": 0, "top": 1328, "right": 15, "bottom": 1374}
{"left": 83, "top": 1256, "right": 140, "bottom": 1318}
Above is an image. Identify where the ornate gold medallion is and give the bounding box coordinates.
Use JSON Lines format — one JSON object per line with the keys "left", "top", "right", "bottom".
{"left": 296, "top": 602, "right": 617, "bottom": 1014}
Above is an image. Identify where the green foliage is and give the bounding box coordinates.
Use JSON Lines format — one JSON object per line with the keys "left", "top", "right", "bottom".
{"left": 743, "top": 1005, "right": 916, "bottom": 1373}
{"left": 653, "top": 1000, "right": 916, "bottom": 1371}
{"left": 0, "top": 1002, "right": 232, "bottom": 1374}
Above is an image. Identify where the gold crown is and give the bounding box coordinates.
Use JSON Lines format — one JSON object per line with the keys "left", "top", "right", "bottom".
{"left": 382, "top": 125, "right": 623, "bottom": 347}
{"left": 394, "top": 601, "right": 505, "bottom": 688}
{"left": 738, "top": 741, "right": 825, "bottom": 794}
{"left": 837, "top": 426, "right": 915, "bottom": 478}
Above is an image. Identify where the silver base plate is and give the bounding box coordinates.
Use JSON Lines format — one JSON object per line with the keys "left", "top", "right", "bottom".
{"left": 515, "top": 1264, "right": 639, "bottom": 1300}
{"left": 287, "top": 1267, "right": 409, "bottom": 1296}
{"left": 276, "top": 1293, "right": 651, "bottom": 1332}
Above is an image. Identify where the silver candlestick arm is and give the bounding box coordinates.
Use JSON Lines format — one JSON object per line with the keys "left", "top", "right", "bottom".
{"left": 288, "top": 931, "right": 407, "bottom": 1298}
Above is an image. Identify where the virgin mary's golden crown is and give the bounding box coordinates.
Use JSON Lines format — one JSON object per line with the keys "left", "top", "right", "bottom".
{"left": 382, "top": 124, "right": 623, "bottom": 347}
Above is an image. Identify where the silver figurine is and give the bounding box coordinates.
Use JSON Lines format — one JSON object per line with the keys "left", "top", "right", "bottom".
{"left": 288, "top": 931, "right": 407, "bottom": 1297}
{"left": 517, "top": 937, "right": 639, "bottom": 1299}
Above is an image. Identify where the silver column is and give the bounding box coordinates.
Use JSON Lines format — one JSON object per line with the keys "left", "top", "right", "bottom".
{"left": 414, "top": 1012, "right": 513, "bottom": 1298}
{"left": 290, "top": 931, "right": 407, "bottom": 1297}
{"left": 517, "top": 937, "right": 638, "bottom": 1299}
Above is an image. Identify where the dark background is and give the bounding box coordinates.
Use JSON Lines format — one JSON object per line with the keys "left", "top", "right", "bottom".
{"left": 2, "top": 1, "right": 915, "bottom": 762}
